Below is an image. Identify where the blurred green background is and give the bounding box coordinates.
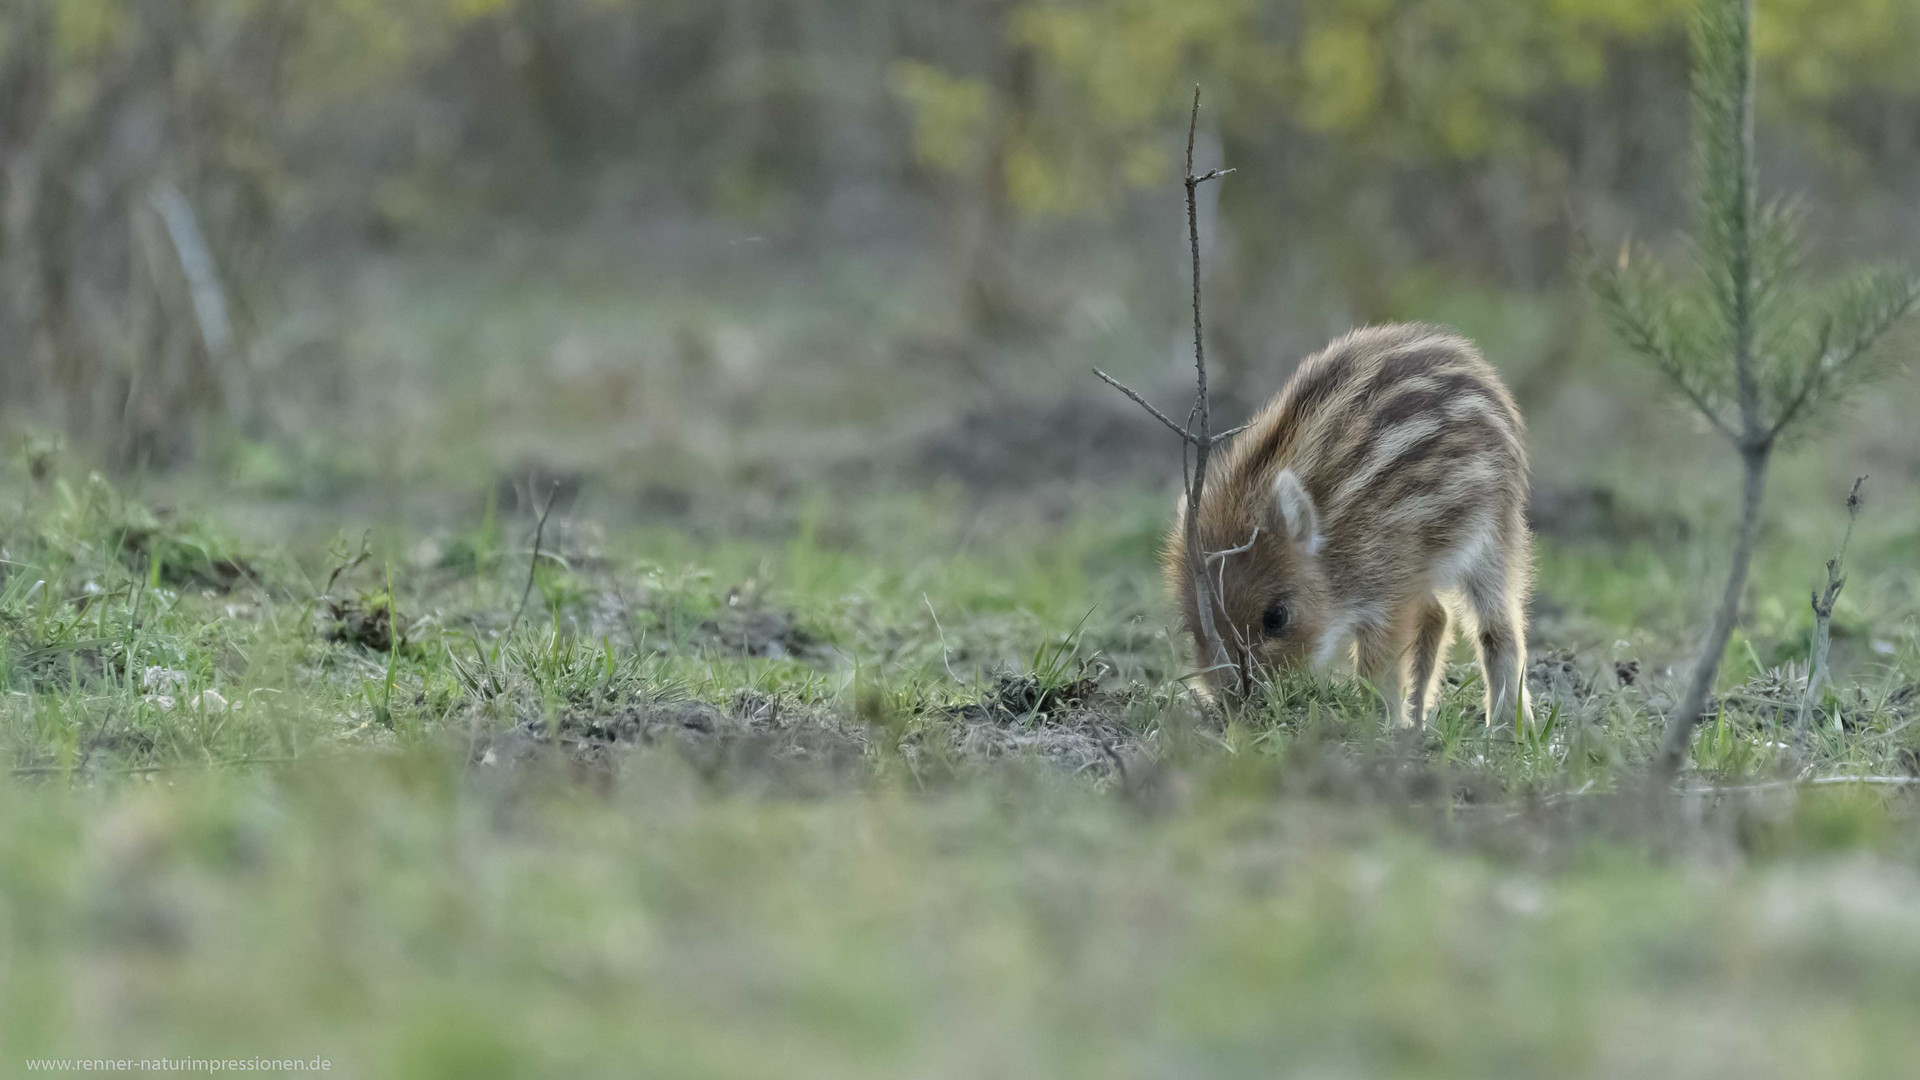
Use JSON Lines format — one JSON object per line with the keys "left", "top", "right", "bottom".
{"left": 4, "top": 0, "right": 1918, "bottom": 504}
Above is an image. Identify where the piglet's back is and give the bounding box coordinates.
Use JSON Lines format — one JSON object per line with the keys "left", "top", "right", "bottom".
{"left": 1208, "top": 323, "right": 1528, "bottom": 573}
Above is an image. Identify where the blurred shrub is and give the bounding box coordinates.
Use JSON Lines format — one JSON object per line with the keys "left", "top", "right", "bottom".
{"left": 3, "top": 0, "right": 1919, "bottom": 459}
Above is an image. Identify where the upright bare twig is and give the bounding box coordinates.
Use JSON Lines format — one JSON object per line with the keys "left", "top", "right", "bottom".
{"left": 507, "top": 481, "right": 561, "bottom": 638}
{"left": 1798, "top": 476, "right": 1865, "bottom": 732}
{"left": 1092, "top": 85, "right": 1240, "bottom": 689}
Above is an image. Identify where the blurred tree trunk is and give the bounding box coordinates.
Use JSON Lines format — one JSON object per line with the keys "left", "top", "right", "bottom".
{"left": 0, "top": 0, "right": 274, "bottom": 464}
{"left": 960, "top": 0, "right": 1033, "bottom": 334}
{"left": 516, "top": 1, "right": 584, "bottom": 158}
{"left": 0, "top": 5, "right": 55, "bottom": 420}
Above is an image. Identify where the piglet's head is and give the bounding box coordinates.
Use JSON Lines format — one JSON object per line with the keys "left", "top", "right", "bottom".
{"left": 1167, "top": 468, "right": 1335, "bottom": 698}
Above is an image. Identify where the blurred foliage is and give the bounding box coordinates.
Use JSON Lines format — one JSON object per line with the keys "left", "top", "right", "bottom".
{"left": 1759, "top": 0, "right": 1920, "bottom": 101}
{"left": 1594, "top": 0, "right": 1920, "bottom": 447}
{"left": 893, "top": 0, "right": 1920, "bottom": 215}
{"left": 5, "top": 0, "right": 1920, "bottom": 457}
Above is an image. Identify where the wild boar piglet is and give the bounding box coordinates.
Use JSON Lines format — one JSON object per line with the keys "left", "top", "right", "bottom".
{"left": 1166, "top": 322, "right": 1533, "bottom": 727}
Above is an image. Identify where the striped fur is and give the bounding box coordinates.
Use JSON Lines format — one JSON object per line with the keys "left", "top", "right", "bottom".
{"left": 1165, "top": 323, "right": 1533, "bottom": 727}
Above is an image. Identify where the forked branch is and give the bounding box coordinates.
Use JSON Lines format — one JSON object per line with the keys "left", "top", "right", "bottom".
{"left": 1798, "top": 475, "right": 1865, "bottom": 731}
{"left": 1093, "top": 85, "right": 1242, "bottom": 689}
{"left": 507, "top": 480, "right": 562, "bottom": 639}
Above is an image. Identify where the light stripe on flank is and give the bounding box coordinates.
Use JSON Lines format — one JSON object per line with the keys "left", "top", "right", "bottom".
{"left": 1328, "top": 414, "right": 1448, "bottom": 509}
{"left": 1328, "top": 396, "right": 1509, "bottom": 518}
{"left": 1313, "top": 602, "right": 1383, "bottom": 669}
{"left": 1432, "top": 511, "right": 1499, "bottom": 593}
{"left": 1377, "top": 459, "right": 1502, "bottom": 520}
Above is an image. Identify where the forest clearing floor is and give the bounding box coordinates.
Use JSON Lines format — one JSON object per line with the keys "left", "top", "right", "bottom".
{"left": 7, "top": 231, "right": 1920, "bottom": 1075}
{"left": 4, "top": 453, "right": 1920, "bottom": 1077}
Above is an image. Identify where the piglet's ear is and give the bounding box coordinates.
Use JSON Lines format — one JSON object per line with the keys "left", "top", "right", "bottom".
{"left": 1271, "top": 468, "right": 1322, "bottom": 555}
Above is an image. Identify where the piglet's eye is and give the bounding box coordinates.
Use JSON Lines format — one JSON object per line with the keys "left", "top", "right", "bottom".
{"left": 1261, "top": 603, "right": 1289, "bottom": 637}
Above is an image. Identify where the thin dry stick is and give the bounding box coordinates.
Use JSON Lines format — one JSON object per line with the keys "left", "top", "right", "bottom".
{"left": 1798, "top": 475, "right": 1865, "bottom": 731}
{"left": 1092, "top": 368, "right": 1195, "bottom": 440}
{"left": 1093, "top": 85, "right": 1240, "bottom": 689}
{"left": 1698, "top": 774, "right": 1920, "bottom": 795}
{"left": 1206, "top": 527, "right": 1261, "bottom": 611}
{"left": 323, "top": 530, "right": 372, "bottom": 597}
{"left": 13, "top": 754, "right": 328, "bottom": 778}
{"left": 508, "top": 482, "right": 561, "bottom": 638}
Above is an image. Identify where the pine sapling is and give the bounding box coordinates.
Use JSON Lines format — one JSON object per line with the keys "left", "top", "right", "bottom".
{"left": 1590, "top": 0, "right": 1919, "bottom": 778}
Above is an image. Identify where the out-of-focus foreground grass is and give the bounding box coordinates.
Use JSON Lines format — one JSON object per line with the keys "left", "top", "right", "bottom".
{"left": 7, "top": 751, "right": 1920, "bottom": 1079}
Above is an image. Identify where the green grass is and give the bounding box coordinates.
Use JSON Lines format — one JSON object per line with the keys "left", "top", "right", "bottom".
{"left": 3, "top": 466, "right": 1919, "bottom": 1078}
{"left": 6, "top": 461, "right": 1914, "bottom": 782}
